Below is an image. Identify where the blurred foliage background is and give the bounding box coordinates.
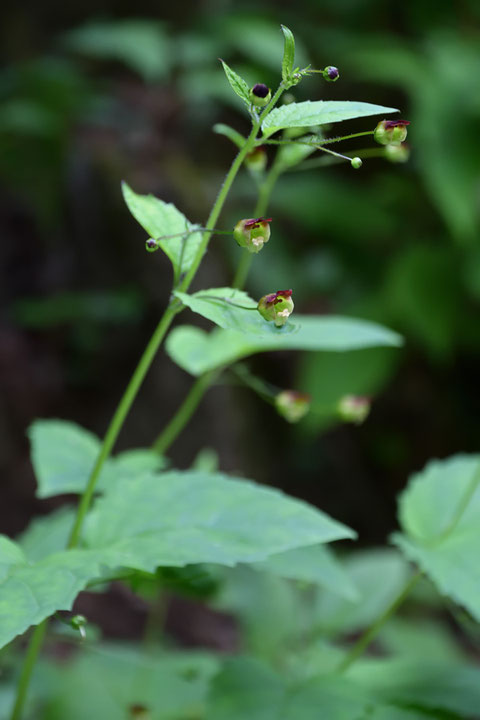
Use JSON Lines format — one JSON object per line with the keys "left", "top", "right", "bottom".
{"left": 1, "top": 0, "right": 480, "bottom": 644}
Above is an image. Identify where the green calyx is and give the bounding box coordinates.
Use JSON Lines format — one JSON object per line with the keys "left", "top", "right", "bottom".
{"left": 275, "top": 390, "right": 311, "bottom": 422}
{"left": 374, "top": 119, "right": 410, "bottom": 146}
{"left": 233, "top": 218, "right": 272, "bottom": 254}
{"left": 257, "top": 289, "right": 294, "bottom": 327}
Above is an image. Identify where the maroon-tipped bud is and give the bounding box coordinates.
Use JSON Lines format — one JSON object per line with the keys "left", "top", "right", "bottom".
{"left": 257, "top": 289, "right": 294, "bottom": 327}
{"left": 374, "top": 119, "right": 410, "bottom": 146}
{"left": 323, "top": 65, "right": 339, "bottom": 82}
{"left": 145, "top": 238, "right": 159, "bottom": 253}
{"left": 233, "top": 217, "right": 272, "bottom": 253}
{"left": 276, "top": 390, "right": 311, "bottom": 423}
{"left": 250, "top": 83, "right": 271, "bottom": 107}
{"left": 337, "top": 395, "right": 371, "bottom": 424}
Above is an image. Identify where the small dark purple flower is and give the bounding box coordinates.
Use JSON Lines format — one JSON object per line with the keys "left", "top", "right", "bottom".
{"left": 250, "top": 83, "right": 271, "bottom": 107}
{"left": 326, "top": 66, "right": 339, "bottom": 81}
{"left": 251, "top": 83, "right": 269, "bottom": 98}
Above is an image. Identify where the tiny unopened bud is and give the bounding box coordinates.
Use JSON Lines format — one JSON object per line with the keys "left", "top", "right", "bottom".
{"left": 384, "top": 143, "right": 410, "bottom": 163}
{"left": 250, "top": 83, "right": 271, "bottom": 107}
{"left": 257, "top": 289, "right": 294, "bottom": 327}
{"left": 145, "top": 238, "right": 159, "bottom": 253}
{"left": 337, "top": 395, "right": 371, "bottom": 425}
{"left": 233, "top": 217, "right": 272, "bottom": 254}
{"left": 70, "top": 614, "right": 87, "bottom": 639}
{"left": 323, "top": 66, "right": 339, "bottom": 82}
{"left": 374, "top": 119, "right": 410, "bottom": 146}
{"left": 351, "top": 157, "right": 363, "bottom": 169}
{"left": 245, "top": 146, "right": 267, "bottom": 173}
{"left": 275, "top": 390, "right": 311, "bottom": 423}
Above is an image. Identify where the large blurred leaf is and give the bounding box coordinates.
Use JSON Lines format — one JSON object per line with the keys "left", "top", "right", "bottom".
{"left": 122, "top": 182, "right": 203, "bottom": 282}
{"left": 0, "top": 537, "right": 27, "bottom": 581}
{"left": 29, "top": 419, "right": 166, "bottom": 498}
{"left": 252, "top": 545, "right": 358, "bottom": 600}
{"left": 63, "top": 20, "right": 171, "bottom": 81}
{"left": 166, "top": 316, "right": 402, "bottom": 376}
{"left": 17, "top": 507, "right": 75, "bottom": 562}
{"left": 262, "top": 100, "right": 398, "bottom": 137}
{"left": 314, "top": 549, "right": 411, "bottom": 634}
{"left": 393, "top": 455, "right": 480, "bottom": 621}
{"left": 84, "top": 470, "right": 356, "bottom": 570}
{"left": 174, "top": 287, "right": 298, "bottom": 338}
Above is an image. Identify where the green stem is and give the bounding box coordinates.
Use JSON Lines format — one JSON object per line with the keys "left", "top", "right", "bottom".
{"left": 10, "top": 620, "right": 47, "bottom": 720}
{"left": 153, "top": 369, "right": 220, "bottom": 454}
{"left": 336, "top": 571, "right": 422, "bottom": 674}
{"left": 67, "top": 303, "right": 180, "bottom": 548}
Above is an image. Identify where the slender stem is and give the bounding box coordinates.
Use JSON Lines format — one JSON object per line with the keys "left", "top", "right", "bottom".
{"left": 153, "top": 370, "right": 220, "bottom": 454}
{"left": 231, "top": 364, "right": 276, "bottom": 404}
{"left": 336, "top": 571, "right": 422, "bottom": 674}
{"left": 67, "top": 303, "right": 179, "bottom": 548}
{"left": 262, "top": 130, "right": 374, "bottom": 147}
{"left": 10, "top": 621, "right": 47, "bottom": 720}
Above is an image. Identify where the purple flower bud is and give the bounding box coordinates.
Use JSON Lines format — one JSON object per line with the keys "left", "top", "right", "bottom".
{"left": 323, "top": 66, "right": 340, "bottom": 82}
{"left": 233, "top": 217, "right": 272, "bottom": 254}
{"left": 250, "top": 84, "right": 272, "bottom": 107}
{"left": 257, "top": 289, "right": 294, "bottom": 327}
{"left": 145, "top": 238, "right": 159, "bottom": 253}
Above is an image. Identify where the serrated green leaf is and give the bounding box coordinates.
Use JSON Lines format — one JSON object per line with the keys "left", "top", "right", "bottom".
{"left": 0, "top": 536, "right": 27, "bottom": 581}
{"left": 0, "top": 545, "right": 102, "bottom": 648}
{"left": 213, "top": 122, "right": 246, "bottom": 148}
{"left": 166, "top": 316, "right": 403, "bottom": 376}
{"left": 220, "top": 60, "right": 251, "bottom": 105}
{"left": 393, "top": 454, "right": 480, "bottom": 621}
{"left": 174, "top": 287, "right": 299, "bottom": 338}
{"left": 122, "top": 181, "right": 202, "bottom": 281}
{"left": 17, "top": 506, "right": 75, "bottom": 562}
{"left": 252, "top": 545, "right": 358, "bottom": 600}
{"left": 281, "top": 25, "right": 295, "bottom": 83}
{"left": 84, "top": 470, "right": 355, "bottom": 571}
{"left": 262, "top": 100, "right": 398, "bottom": 137}
{"left": 29, "top": 419, "right": 166, "bottom": 498}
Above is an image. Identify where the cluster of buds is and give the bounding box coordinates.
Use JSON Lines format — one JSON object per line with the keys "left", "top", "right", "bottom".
{"left": 337, "top": 395, "right": 371, "bottom": 425}
{"left": 249, "top": 83, "right": 271, "bottom": 107}
{"left": 374, "top": 119, "right": 410, "bottom": 146}
{"left": 275, "top": 390, "right": 311, "bottom": 423}
{"left": 233, "top": 217, "right": 272, "bottom": 254}
{"left": 257, "top": 289, "right": 294, "bottom": 327}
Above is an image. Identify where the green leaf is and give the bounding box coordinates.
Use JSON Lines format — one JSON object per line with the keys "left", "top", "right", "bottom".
{"left": 213, "top": 123, "right": 246, "bottom": 149}
{"left": 314, "top": 549, "right": 411, "bottom": 634}
{"left": 174, "top": 287, "right": 299, "bottom": 338}
{"left": 63, "top": 20, "right": 171, "bottom": 82}
{"left": 393, "top": 454, "right": 480, "bottom": 621}
{"left": 0, "top": 536, "right": 27, "bottom": 581}
{"left": 29, "top": 419, "right": 166, "bottom": 498}
{"left": 252, "top": 545, "right": 358, "bottom": 600}
{"left": 84, "top": 470, "right": 356, "bottom": 571}
{"left": 281, "top": 25, "right": 296, "bottom": 83}
{"left": 220, "top": 60, "right": 251, "bottom": 106}
{"left": 17, "top": 506, "right": 75, "bottom": 562}
{"left": 262, "top": 100, "right": 398, "bottom": 137}
{"left": 122, "top": 182, "right": 202, "bottom": 282}
{"left": 0, "top": 545, "right": 101, "bottom": 648}
{"left": 166, "top": 316, "right": 403, "bottom": 376}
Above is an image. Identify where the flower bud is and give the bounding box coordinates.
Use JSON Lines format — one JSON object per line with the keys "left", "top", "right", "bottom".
{"left": 337, "top": 395, "right": 371, "bottom": 425}
{"left": 323, "top": 66, "right": 339, "bottom": 82}
{"left": 250, "top": 83, "right": 271, "bottom": 107}
{"left": 384, "top": 143, "right": 410, "bottom": 163}
{"left": 374, "top": 119, "right": 410, "bottom": 146}
{"left": 275, "top": 390, "right": 311, "bottom": 423}
{"left": 351, "top": 157, "right": 362, "bottom": 169}
{"left": 233, "top": 217, "right": 272, "bottom": 254}
{"left": 129, "top": 705, "right": 151, "bottom": 719}
{"left": 245, "top": 146, "right": 267, "bottom": 174}
{"left": 70, "top": 614, "right": 87, "bottom": 639}
{"left": 257, "top": 289, "right": 294, "bottom": 327}
{"left": 145, "top": 238, "right": 159, "bottom": 253}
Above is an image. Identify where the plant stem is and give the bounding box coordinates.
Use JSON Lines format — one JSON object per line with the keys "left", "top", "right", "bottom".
{"left": 10, "top": 620, "right": 47, "bottom": 720}
{"left": 336, "top": 571, "right": 422, "bottom": 674}
{"left": 153, "top": 369, "right": 220, "bottom": 454}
